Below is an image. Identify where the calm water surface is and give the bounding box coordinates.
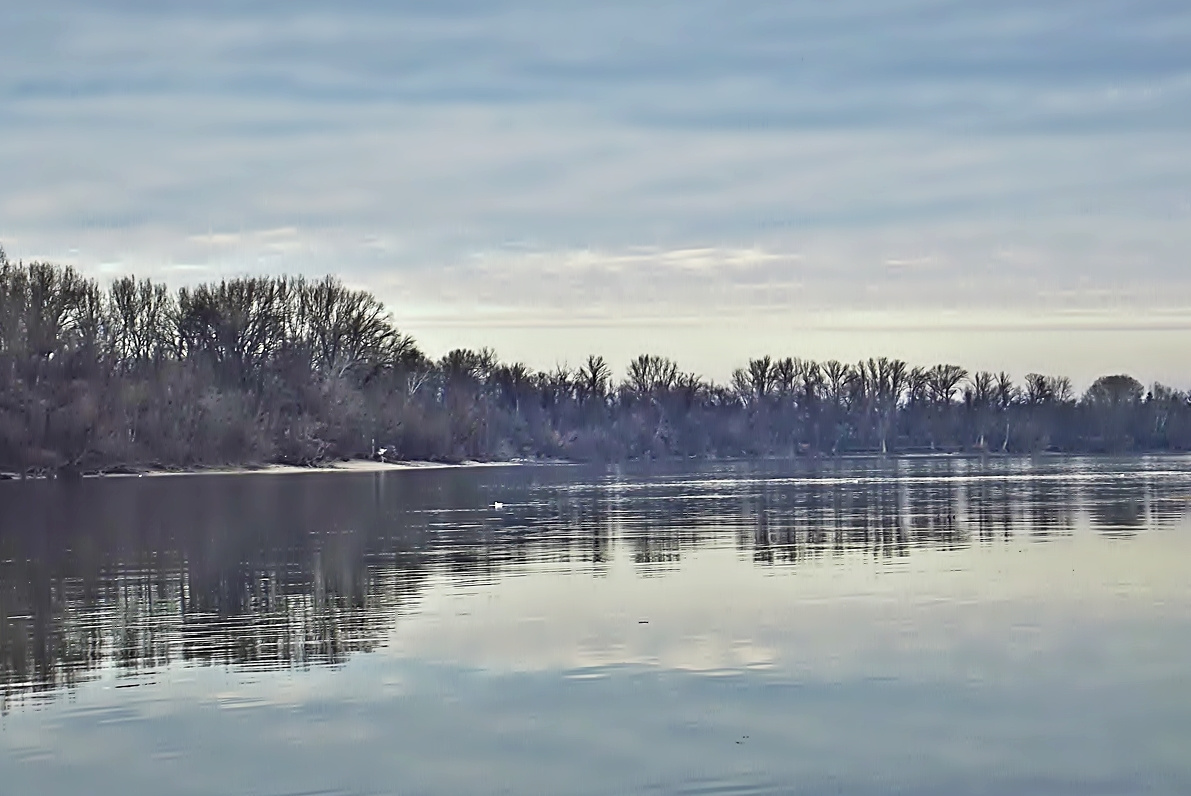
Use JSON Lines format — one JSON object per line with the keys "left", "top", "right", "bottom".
{"left": 1, "top": 456, "right": 1189, "bottom": 795}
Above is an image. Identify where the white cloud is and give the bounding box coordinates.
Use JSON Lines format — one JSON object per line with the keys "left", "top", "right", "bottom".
{"left": 3, "top": 1, "right": 1191, "bottom": 380}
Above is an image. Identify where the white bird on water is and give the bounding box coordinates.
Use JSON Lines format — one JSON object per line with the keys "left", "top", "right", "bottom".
{"left": 493, "top": 501, "right": 505, "bottom": 509}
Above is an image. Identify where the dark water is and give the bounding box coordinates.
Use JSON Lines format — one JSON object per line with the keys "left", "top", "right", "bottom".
{"left": 1, "top": 456, "right": 1189, "bottom": 795}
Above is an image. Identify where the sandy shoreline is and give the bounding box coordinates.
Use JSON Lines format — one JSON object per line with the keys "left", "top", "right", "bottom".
{"left": 87, "top": 459, "right": 534, "bottom": 479}
{"left": 0, "top": 459, "right": 551, "bottom": 480}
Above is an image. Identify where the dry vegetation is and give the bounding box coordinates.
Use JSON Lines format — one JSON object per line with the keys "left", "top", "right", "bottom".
{"left": 2, "top": 248, "right": 1189, "bottom": 477}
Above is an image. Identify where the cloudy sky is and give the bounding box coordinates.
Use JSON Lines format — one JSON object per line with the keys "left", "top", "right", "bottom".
{"left": 3, "top": 0, "right": 1190, "bottom": 385}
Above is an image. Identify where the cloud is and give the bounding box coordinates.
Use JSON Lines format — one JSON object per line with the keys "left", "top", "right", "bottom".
{"left": 3, "top": 1, "right": 1191, "bottom": 378}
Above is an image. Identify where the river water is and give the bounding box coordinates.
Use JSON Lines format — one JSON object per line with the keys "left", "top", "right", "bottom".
{"left": 1, "top": 456, "right": 1189, "bottom": 795}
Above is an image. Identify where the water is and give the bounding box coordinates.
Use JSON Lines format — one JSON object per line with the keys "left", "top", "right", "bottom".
{"left": 1, "top": 456, "right": 1189, "bottom": 795}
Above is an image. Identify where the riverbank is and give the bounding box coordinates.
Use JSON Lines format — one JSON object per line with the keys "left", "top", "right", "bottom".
{"left": 119, "top": 457, "right": 569, "bottom": 478}
{"left": 6, "top": 448, "right": 1185, "bottom": 481}
{"left": 0, "top": 458, "right": 564, "bottom": 481}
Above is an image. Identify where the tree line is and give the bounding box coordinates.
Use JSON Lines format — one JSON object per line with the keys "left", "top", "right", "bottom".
{"left": 2, "top": 250, "right": 1189, "bottom": 475}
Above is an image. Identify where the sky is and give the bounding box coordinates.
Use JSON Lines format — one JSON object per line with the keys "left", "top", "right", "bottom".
{"left": 2, "top": 0, "right": 1190, "bottom": 387}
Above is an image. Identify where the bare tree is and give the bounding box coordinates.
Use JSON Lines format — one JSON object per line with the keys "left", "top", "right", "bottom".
{"left": 7, "top": 256, "right": 1191, "bottom": 469}
{"left": 964, "top": 371, "right": 996, "bottom": 449}
{"left": 746, "top": 356, "right": 775, "bottom": 401}
{"left": 927, "top": 364, "right": 968, "bottom": 405}
{"left": 625, "top": 354, "right": 678, "bottom": 399}
{"left": 821, "top": 360, "right": 849, "bottom": 406}
{"left": 772, "top": 357, "right": 798, "bottom": 397}
{"left": 577, "top": 355, "right": 611, "bottom": 405}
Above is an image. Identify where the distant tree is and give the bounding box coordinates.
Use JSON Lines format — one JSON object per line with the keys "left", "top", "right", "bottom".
{"left": 1083, "top": 374, "right": 1144, "bottom": 451}
{"left": 746, "top": 356, "right": 775, "bottom": 401}
{"left": 1084, "top": 374, "right": 1144, "bottom": 407}
{"left": 772, "top": 357, "right": 798, "bottom": 397}
{"left": 1020, "top": 373, "right": 1074, "bottom": 451}
{"left": 964, "top": 371, "right": 996, "bottom": 450}
{"left": 577, "top": 355, "right": 611, "bottom": 405}
{"left": 4, "top": 255, "right": 1191, "bottom": 471}
{"left": 994, "top": 372, "right": 1017, "bottom": 451}
{"left": 626, "top": 354, "right": 678, "bottom": 400}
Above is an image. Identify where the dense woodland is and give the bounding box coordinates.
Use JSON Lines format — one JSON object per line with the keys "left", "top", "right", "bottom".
{"left": 2, "top": 249, "right": 1190, "bottom": 476}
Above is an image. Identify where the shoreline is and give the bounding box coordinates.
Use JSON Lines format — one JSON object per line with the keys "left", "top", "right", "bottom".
{"left": 0, "top": 458, "right": 556, "bottom": 481}
{"left": 3, "top": 449, "right": 1187, "bottom": 482}
{"left": 100, "top": 458, "right": 543, "bottom": 479}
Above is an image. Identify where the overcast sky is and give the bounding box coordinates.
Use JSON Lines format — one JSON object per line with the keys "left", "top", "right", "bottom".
{"left": 3, "top": 1, "right": 1190, "bottom": 385}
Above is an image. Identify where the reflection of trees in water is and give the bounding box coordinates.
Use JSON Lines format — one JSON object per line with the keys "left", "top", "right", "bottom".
{"left": 729, "top": 457, "right": 1190, "bottom": 567}
{"left": 576, "top": 458, "right": 1189, "bottom": 571}
{"left": 1, "top": 457, "right": 1188, "bottom": 707}
{"left": 0, "top": 467, "right": 623, "bottom": 708}
{"left": 0, "top": 473, "right": 434, "bottom": 710}
{"left": 1084, "top": 468, "right": 1190, "bottom": 536}
{"left": 1090, "top": 495, "right": 1145, "bottom": 536}
{"left": 746, "top": 476, "right": 911, "bottom": 565}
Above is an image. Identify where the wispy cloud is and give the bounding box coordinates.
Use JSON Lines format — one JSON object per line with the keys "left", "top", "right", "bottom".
{"left": 3, "top": 1, "right": 1190, "bottom": 376}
